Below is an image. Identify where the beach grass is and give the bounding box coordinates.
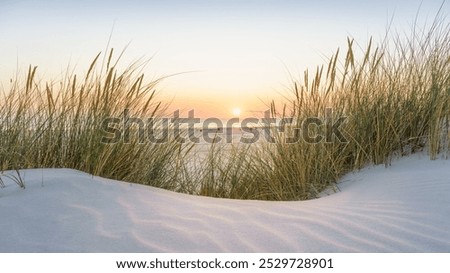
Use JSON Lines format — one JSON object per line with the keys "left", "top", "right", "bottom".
{"left": 0, "top": 49, "right": 186, "bottom": 189}
{"left": 187, "top": 16, "right": 450, "bottom": 200}
{"left": 1, "top": 17, "right": 449, "bottom": 200}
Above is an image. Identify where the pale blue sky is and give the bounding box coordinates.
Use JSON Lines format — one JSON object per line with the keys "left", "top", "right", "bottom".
{"left": 0, "top": 0, "right": 447, "bottom": 117}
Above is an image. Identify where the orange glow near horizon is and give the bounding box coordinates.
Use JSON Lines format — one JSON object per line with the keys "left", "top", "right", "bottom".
{"left": 159, "top": 81, "right": 274, "bottom": 119}
{"left": 168, "top": 99, "right": 264, "bottom": 119}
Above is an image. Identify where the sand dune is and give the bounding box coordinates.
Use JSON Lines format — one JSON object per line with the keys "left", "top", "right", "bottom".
{"left": 1, "top": 153, "right": 449, "bottom": 252}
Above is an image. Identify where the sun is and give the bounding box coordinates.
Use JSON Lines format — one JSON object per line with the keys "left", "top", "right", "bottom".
{"left": 232, "top": 107, "right": 241, "bottom": 117}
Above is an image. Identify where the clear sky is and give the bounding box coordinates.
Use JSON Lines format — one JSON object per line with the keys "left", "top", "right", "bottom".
{"left": 0, "top": 0, "right": 447, "bottom": 118}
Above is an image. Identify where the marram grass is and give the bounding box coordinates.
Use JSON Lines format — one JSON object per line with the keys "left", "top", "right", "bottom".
{"left": 1, "top": 18, "right": 449, "bottom": 200}
{"left": 0, "top": 49, "right": 187, "bottom": 190}
{"left": 185, "top": 17, "right": 450, "bottom": 200}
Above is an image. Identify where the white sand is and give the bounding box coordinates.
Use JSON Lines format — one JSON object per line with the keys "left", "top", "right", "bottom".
{"left": 1, "top": 153, "right": 449, "bottom": 252}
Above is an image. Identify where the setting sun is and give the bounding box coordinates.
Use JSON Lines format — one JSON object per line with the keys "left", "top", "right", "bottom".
{"left": 232, "top": 107, "right": 241, "bottom": 117}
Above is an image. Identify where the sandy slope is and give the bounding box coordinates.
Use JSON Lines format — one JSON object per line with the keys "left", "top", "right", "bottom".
{"left": 1, "top": 153, "right": 449, "bottom": 252}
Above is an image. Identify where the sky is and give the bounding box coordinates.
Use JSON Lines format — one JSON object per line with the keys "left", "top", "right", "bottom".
{"left": 0, "top": 0, "right": 447, "bottom": 118}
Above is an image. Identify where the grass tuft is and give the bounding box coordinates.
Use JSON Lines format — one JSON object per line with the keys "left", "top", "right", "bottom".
{"left": 0, "top": 50, "right": 185, "bottom": 189}
{"left": 181, "top": 15, "right": 450, "bottom": 200}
